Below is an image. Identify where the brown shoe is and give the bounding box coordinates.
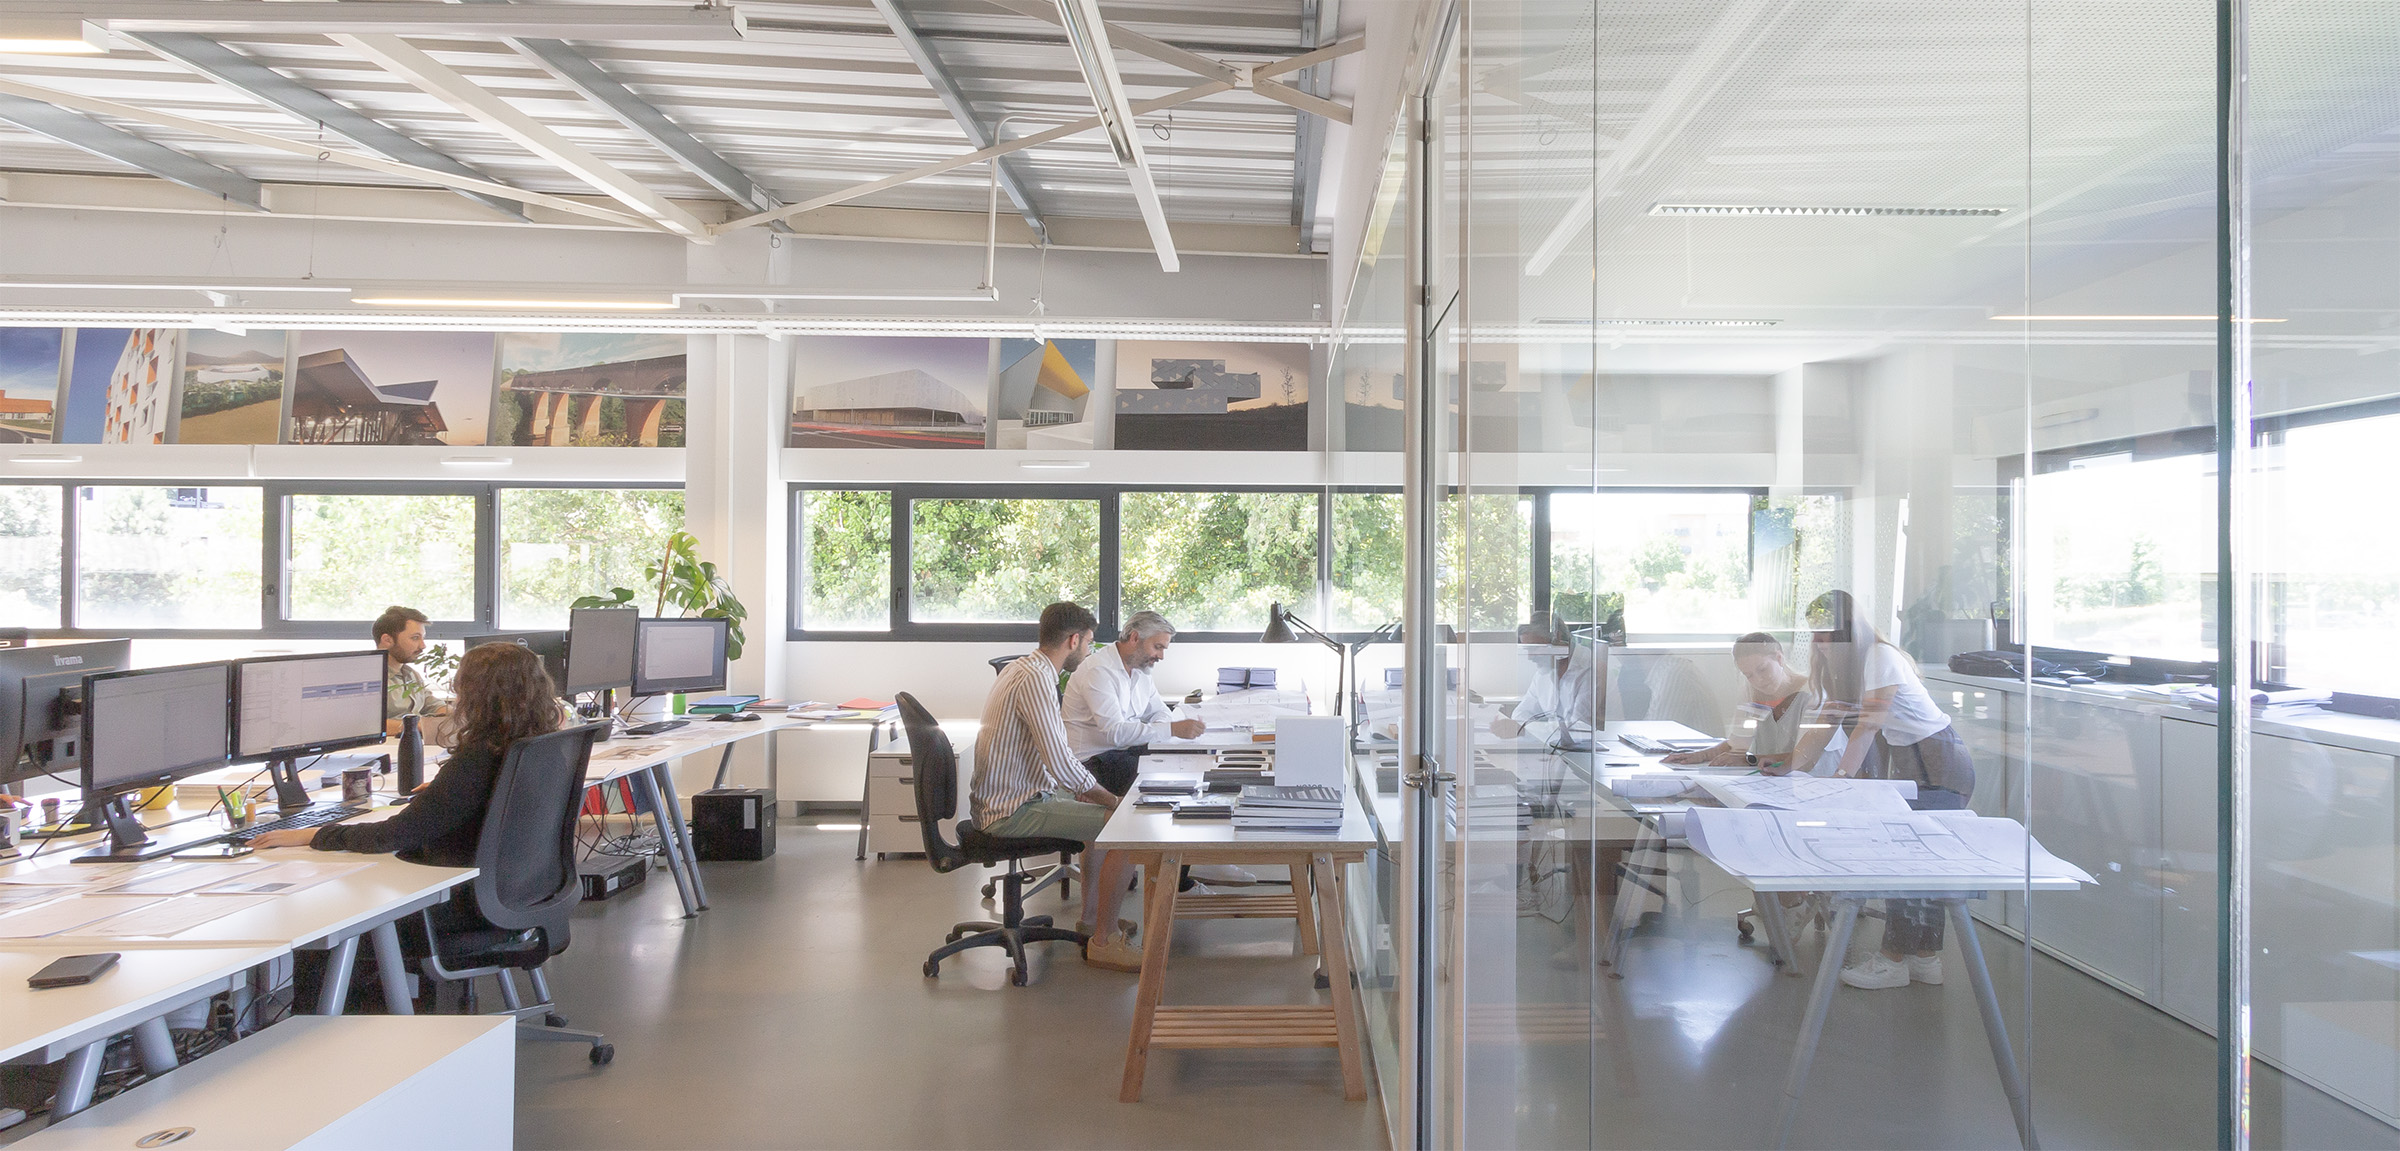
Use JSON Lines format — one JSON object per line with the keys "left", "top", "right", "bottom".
{"left": 1083, "top": 930, "right": 1143, "bottom": 972}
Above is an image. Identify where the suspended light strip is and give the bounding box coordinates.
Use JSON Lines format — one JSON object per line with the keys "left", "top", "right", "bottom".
{"left": 1990, "top": 314, "right": 2286, "bottom": 323}
{"left": 0, "top": 308, "right": 1334, "bottom": 341}
{"left": 673, "top": 290, "right": 999, "bottom": 304}
{"left": 1650, "top": 203, "right": 2008, "bottom": 218}
{"left": 1534, "top": 316, "right": 1781, "bottom": 327}
{"left": 0, "top": 19, "right": 107, "bottom": 53}
{"left": 351, "top": 296, "right": 677, "bottom": 310}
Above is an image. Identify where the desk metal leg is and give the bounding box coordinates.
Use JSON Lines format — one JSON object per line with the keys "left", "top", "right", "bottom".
{"left": 1120, "top": 850, "right": 1182, "bottom": 1103}
{"left": 650, "top": 761, "right": 710, "bottom": 909}
{"left": 50, "top": 1040, "right": 106, "bottom": 1119}
{"left": 131, "top": 1017, "right": 177, "bottom": 1075}
{"left": 710, "top": 743, "right": 737, "bottom": 791}
{"left": 1753, "top": 888, "right": 1808, "bottom": 979}
{"left": 1950, "top": 899, "right": 2038, "bottom": 1150}
{"left": 633, "top": 768, "right": 701, "bottom": 917}
{"left": 1603, "top": 820, "right": 1663, "bottom": 971}
{"left": 856, "top": 726, "right": 883, "bottom": 861}
{"left": 316, "top": 934, "right": 362, "bottom": 1015}
{"left": 1773, "top": 895, "right": 1861, "bottom": 1149}
{"left": 370, "top": 921, "right": 415, "bottom": 1016}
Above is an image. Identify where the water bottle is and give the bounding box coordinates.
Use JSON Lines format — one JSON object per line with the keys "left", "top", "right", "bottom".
{"left": 397, "top": 713, "right": 424, "bottom": 795}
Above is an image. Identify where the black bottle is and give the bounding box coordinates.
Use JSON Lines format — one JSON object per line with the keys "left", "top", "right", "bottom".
{"left": 397, "top": 713, "right": 424, "bottom": 794}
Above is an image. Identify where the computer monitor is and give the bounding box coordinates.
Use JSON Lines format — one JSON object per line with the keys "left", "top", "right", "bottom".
{"left": 232, "top": 651, "right": 387, "bottom": 764}
{"left": 563, "top": 606, "right": 639, "bottom": 697}
{"left": 1558, "top": 629, "right": 1610, "bottom": 731}
{"left": 0, "top": 638, "right": 130, "bottom": 788}
{"left": 632, "top": 617, "right": 729, "bottom": 697}
{"left": 78, "top": 661, "right": 233, "bottom": 861}
{"left": 465, "top": 630, "right": 568, "bottom": 691}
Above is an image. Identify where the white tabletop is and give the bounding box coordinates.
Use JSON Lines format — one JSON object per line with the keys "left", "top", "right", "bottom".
{"left": 580, "top": 714, "right": 804, "bottom": 783}
{"left": 1095, "top": 787, "right": 1378, "bottom": 855}
{"left": 0, "top": 846, "right": 473, "bottom": 950}
{"left": 0, "top": 944, "right": 286, "bottom": 1063}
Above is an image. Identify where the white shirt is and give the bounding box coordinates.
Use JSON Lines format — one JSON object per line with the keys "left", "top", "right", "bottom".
{"left": 1861, "top": 643, "right": 1950, "bottom": 746}
{"left": 1062, "top": 642, "right": 1175, "bottom": 761}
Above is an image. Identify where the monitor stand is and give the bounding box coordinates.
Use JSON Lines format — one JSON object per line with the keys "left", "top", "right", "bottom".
{"left": 73, "top": 794, "right": 226, "bottom": 863}
{"left": 264, "top": 755, "right": 319, "bottom": 813}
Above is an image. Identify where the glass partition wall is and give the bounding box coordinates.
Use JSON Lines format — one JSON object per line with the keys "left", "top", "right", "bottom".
{"left": 1374, "top": 1, "right": 2400, "bottom": 1147}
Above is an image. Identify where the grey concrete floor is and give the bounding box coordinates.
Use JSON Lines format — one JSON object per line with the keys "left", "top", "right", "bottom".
{"left": 518, "top": 821, "right": 1392, "bottom": 1150}
{"left": 518, "top": 818, "right": 2393, "bottom": 1150}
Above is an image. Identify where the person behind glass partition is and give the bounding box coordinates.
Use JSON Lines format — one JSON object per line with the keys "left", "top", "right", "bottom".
{"left": 1665, "top": 632, "right": 1842, "bottom": 774}
{"left": 1491, "top": 615, "right": 1570, "bottom": 739}
{"left": 1780, "top": 590, "right": 1978, "bottom": 991}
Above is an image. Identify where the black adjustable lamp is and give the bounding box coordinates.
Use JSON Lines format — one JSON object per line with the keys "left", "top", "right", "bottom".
{"left": 1261, "top": 604, "right": 1401, "bottom": 743}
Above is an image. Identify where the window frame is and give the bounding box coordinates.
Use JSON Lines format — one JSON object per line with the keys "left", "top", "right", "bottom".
{"left": 787, "top": 482, "right": 1779, "bottom": 645}
{"left": 20, "top": 480, "right": 681, "bottom": 642}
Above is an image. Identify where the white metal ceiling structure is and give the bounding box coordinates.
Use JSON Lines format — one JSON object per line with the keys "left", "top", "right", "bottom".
{"left": 0, "top": 1, "right": 1357, "bottom": 259}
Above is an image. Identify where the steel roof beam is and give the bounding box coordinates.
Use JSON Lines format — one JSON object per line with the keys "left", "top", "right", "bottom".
{"left": 0, "top": 91, "right": 264, "bottom": 209}
{"left": 128, "top": 31, "right": 525, "bottom": 220}
{"left": 869, "top": 0, "right": 1048, "bottom": 244}
{"left": 333, "top": 32, "right": 710, "bottom": 238}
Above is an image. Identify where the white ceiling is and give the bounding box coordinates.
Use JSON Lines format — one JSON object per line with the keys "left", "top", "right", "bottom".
{"left": 0, "top": 0, "right": 1339, "bottom": 236}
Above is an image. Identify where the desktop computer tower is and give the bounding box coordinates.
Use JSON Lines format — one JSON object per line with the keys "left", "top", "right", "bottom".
{"left": 692, "top": 788, "right": 776, "bottom": 861}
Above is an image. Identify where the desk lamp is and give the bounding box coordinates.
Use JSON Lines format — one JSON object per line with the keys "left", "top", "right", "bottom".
{"left": 1261, "top": 604, "right": 1400, "bottom": 743}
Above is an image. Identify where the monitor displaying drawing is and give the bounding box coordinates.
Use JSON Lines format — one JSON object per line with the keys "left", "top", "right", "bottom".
{"left": 232, "top": 650, "right": 387, "bottom": 761}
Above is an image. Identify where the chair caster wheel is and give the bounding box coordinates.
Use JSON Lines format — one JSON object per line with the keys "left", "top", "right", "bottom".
{"left": 1009, "top": 966, "right": 1028, "bottom": 987}
{"left": 589, "top": 1044, "right": 614, "bottom": 1066}
{"left": 924, "top": 960, "right": 940, "bottom": 978}
{"left": 981, "top": 881, "right": 997, "bottom": 899}
{"left": 1315, "top": 969, "right": 1330, "bottom": 990}
{"left": 1737, "top": 921, "right": 1756, "bottom": 942}
{"left": 546, "top": 1012, "right": 568, "bottom": 1028}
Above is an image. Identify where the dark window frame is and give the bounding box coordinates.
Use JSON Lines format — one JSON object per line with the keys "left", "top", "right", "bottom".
{"left": 12, "top": 480, "right": 681, "bottom": 642}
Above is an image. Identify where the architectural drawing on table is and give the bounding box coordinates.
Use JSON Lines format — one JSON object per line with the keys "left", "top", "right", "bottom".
{"left": 790, "top": 368, "right": 986, "bottom": 449}
{"left": 506, "top": 354, "right": 685, "bottom": 447}
{"left": 289, "top": 348, "right": 448, "bottom": 445}
{"left": 993, "top": 339, "right": 1098, "bottom": 450}
{"left": 100, "top": 329, "right": 175, "bottom": 445}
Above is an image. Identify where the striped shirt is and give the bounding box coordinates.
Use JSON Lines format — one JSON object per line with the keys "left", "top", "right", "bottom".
{"left": 970, "top": 652, "right": 1101, "bottom": 828}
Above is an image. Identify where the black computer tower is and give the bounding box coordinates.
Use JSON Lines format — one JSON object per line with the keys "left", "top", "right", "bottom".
{"left": 692, "top": 788, "right": 776, "bottom": 861}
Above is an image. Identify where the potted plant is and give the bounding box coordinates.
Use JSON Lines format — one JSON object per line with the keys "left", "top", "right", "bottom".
{"left": 572, "top": 530, "right": 749, "bottom": 660}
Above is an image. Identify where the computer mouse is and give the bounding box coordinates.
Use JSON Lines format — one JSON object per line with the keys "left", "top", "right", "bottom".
{"left": 711, "top": 712, "right": 762, "bottom": 722}
{"left": 2065, "top": 675, "right": 2097, "bottom": 685}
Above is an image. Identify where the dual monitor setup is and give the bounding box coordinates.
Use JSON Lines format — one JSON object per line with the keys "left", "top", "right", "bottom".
{"left": 2, "top": 608, "right": 730, "bottom": 865}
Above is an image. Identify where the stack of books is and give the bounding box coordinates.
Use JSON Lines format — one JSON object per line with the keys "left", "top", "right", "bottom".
{"left": 1233, "top": 784, "right": 1345, "bottom": 833}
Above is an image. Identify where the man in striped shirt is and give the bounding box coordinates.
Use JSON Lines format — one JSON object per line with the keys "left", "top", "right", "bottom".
{"left": 971, "top": 601, "right": 1141, "bottom": 970}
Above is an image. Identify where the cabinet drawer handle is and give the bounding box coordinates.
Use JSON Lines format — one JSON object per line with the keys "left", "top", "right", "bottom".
{"left": 898, "top": 815, "right": 921, "bottom": 823}
{"left": 895, "top": 776, "right": 914, "bottom": 785}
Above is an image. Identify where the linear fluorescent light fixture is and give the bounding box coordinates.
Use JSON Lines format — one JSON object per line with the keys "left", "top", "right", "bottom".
{"left": 0, "top": 281, "right": 352, "bottom": 293}
{"left": 1020, "top": 459, "right": 1093, "bottom": 470}
{"left": 674, "top": 290, "right": 999, "bottom": 304}
{"left": 1054, "top": 0, "right": 1178, "bottom": 273}
{"left": 14, "top": 2, "right": 746, "bottom": 40}
{"left": 1650, "top": 203, "right": 2008, "bottom": 218}
{"left": 1989, "top": 314, "right": 2286, "bottom": 323}
{"left": 1534, "top": 316, "right": 1781, "bottom": 327}
{"left": 440, "top": 455, "right": 511, "bottom": 467}
{"left": 351, "top": 296, "right": 677, "bottom": 311}
{"left": 8, "top": 453, "right": 81, "bottom": 464}
{"left": 0, "top": 18, "right": 108, "bottom": 53}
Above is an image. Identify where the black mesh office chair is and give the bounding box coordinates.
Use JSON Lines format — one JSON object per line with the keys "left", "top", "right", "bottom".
{"left": 899, "top": 692, "right": 1088, "bottom": 986}
{"left": 416, "top": 721, "right": 615, "bottom": 1064}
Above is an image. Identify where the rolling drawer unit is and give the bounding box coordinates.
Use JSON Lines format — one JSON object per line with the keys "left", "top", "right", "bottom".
{"left": 858, "top": 720, "right": 978, "bottom": 860}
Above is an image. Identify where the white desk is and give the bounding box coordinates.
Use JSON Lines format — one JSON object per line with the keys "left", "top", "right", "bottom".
{"left": 1096, "top": 789, "right": 1378, "bottom": 1102}
{"left": 20, "top": 1015, "right": 515, "bottom": 1150}
{"left": 582, "top": 715, "right": 802, "bottom": 915}
{"left": 1, "top": 943, "right": 291, "bottom": 1120}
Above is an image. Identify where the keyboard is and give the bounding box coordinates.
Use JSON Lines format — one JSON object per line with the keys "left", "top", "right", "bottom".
{"left": 624, "top": 719, "right": 690, "bottom": 736}
{"left": 226, "top": 804, "right": 368, "bottom": 844}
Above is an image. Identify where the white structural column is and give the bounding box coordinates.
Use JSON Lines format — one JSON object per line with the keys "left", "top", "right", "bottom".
{"left": 681, "top": 334, "right": 790, "bottom": 793}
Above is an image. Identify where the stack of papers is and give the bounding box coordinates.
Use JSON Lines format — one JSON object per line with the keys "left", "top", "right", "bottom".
{"left": 1685, "top": 807, "right": 2095, "bottom": 886}
{"left": 1450, "top": 784, "right": 1529, "bottom": 834}
{"left": 1608, "top": 774, "right": 1704, "bottom": 800}
{"left": 1233, "top": 784, "right": 1344, "bottom": 832}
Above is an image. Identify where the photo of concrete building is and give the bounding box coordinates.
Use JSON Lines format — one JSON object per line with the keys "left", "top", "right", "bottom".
{"left": 506, "top": 353, "right": 685, "bottom": 447}
{"left": 791, "top": 368, "right": 985, "bottom": 448}
{"left": 1113, "top": 341, "right": 1310, "bottom": 450}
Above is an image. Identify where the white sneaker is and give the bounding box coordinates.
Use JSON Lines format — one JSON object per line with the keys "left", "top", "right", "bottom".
{"left": 1839, "top": 954, "right": 1911, "bottom": 990}
{"left": 1906, "top": 953, "right": 1943, "bottom": 985}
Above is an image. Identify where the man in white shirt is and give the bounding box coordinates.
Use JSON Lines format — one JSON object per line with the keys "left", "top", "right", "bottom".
{"left": 1063, "top": 611, "right": 1204, "bottom": 795}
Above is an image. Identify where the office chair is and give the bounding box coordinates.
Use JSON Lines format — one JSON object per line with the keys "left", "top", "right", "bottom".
{"left": 987, "top": 654, "right": 1016, "bottom": 676}
{"left": 414, "top": 720, "right": 616, "bottom": 1064}
{"left": 898, "top": 692, "right": 1088, "bottom": 986}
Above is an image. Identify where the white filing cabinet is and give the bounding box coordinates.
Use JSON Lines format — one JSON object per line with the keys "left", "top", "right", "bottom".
{"left": 862, "top": 721, "right": 978, "bottom": 859}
